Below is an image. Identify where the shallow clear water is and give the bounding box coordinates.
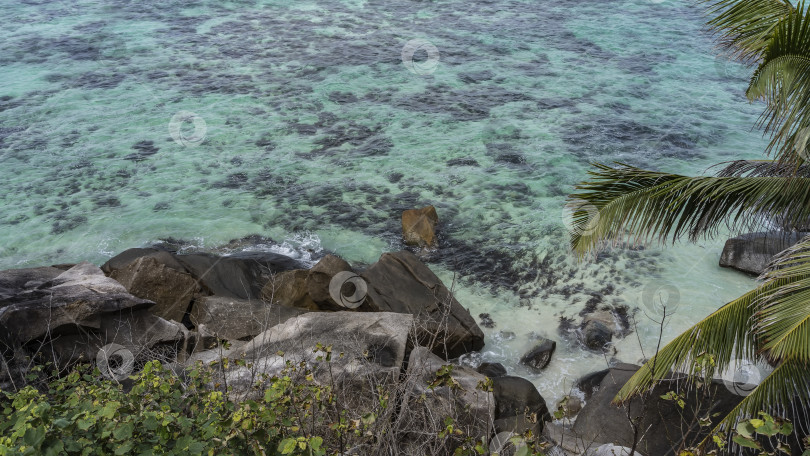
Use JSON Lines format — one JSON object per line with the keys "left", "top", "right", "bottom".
{"left": 0, "top": 0, "right": 766, "bottom": 404}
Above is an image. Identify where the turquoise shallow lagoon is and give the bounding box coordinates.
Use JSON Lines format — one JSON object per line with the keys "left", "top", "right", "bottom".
{"left": 0, "top": 0, "right": 767, "bottom": 402}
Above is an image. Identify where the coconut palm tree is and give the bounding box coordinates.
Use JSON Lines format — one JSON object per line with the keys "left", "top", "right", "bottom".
{"left": 566, "top": 0, "right": 810, "bottom": 451}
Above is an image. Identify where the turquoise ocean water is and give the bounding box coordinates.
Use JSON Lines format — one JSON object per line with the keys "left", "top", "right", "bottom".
{"left": 0, "top": 0, "right": 768, "bottom": 403}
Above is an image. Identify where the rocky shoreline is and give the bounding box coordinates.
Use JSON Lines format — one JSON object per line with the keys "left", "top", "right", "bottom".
{"left": 1, "top": 228, "right": 786, "bottom": 455}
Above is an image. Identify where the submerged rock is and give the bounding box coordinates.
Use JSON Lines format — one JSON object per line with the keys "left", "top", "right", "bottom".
{"left": 720, "top": 231, "right": 808, "bottom": 275}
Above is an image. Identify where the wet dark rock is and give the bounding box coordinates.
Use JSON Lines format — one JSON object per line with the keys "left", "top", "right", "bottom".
{"left": 574, "top": 368, "right": 610, "bottom": 399}
{"left": 493, "top": 376, "right": 551, "bottom": 436}
{"left": 477, "top": 362, "right": 507, "bottom": 378}
{"left": 520, "top": 337, "right": 556, "bottom": 370}
{"left": 582, "top": 319, "right": 612, "bottom": 351}
{"left": 572, "top": 364, "right": 743, "bottom": 455}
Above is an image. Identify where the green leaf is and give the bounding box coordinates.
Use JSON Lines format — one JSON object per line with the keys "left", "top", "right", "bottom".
{"left": 22, "top": 427, "right": 46, "bottom": 447}
{"left": 732, "top": 434, "right": 763, "bottom": 449}
{"left": 737, "top": 421, "right": 756, "bottom": 438}
{"left": 113, "top": 422, "right": 134, "bottom": 441}
{"left": 114, "top": 441, "right": 133, "bottom": 455}
{"left": 278, "top": 438, "right": 297, "bottom": 454}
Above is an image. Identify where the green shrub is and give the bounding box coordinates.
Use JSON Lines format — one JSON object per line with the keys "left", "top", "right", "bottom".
{"left": 0, "top": 358, "right": 547, "bottom": 456}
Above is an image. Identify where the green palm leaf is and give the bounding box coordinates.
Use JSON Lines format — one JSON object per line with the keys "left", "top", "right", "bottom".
{"left": 567, "top": 163, "right": 810, "bottom": 256}
{"left": 705, "top": 0, "right": 794, "bottom": 60}
{"left": 746, "top": 4, "right": 810, "bottom": 162}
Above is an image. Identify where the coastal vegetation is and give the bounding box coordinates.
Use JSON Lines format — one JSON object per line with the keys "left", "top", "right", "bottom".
{"left": 567, "top": 0, "right": 810, "bottom": 452}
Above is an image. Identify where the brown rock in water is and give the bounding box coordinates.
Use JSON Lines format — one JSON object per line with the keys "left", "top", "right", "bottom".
{"left": 402, "top": 205, "right": 439, "bottom": 248}
{"left": 109, "top": 256, "right": 200, "bottom": 323}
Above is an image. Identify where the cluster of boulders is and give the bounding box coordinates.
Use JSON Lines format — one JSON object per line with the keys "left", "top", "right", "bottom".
{"left": 4, "top": 219, "right": 802, "bottom": 454}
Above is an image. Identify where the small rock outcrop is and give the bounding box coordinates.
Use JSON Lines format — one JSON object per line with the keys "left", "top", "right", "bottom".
{"left": 402, "top": 205, "right": 439, "bottom": 249}
{"left": 720, "top": 231, "right": 808, "bottom": 275}
{"left": 520, "top": 337, "right": 556, "bottom": 370}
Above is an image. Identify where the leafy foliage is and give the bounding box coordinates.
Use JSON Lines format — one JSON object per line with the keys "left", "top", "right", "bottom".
{"left": 0, "top": 359, "right": 549, "bottom": 455}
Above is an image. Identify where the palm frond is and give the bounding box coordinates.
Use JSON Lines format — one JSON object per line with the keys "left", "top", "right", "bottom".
{"left": 754, "top": 235, "right": 810, "bottom": 362}
{"left": 701, "top": 358, "right": 810, "bottom": 451}
{"left": 746, "top": 5, "right": 810, "bottom": 162}
{"left": 705, "top": 0, "right": 795, "bottom": 61}
{"left": 712, "top": 159, "right": 810, "bottom": 177}
{"left": 613, "top": 285, "right": 763, "bottom": 402}
{"left": 567, "top": 163, "right": 810, "bottom": 256}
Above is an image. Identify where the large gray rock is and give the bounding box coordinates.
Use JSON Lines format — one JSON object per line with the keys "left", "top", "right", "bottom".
{"left": 720, "top": 231, "right": 808, "bottom": 275}
{"left": 361, "top": 251, "right": 484, "bottom": 359}
{"left": 399, "top": 347, "right": 494, "bottom": 455}
{"left": 109, "top": 256, "right": 200, "bottom": 323}
{"left": 188, "top": 311, "right": 412, "bottom": 402}
{"left": 190, "top": 295, "right": 306, "bottom": 341}
{"left": 0, "top": 262, "right": 153, "bottom": 344}
{"left": 0, "top": 266, "right": 64, "bottom": 301}
{"left": 571, "top": 364, "right": 742, "bottom": 455}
